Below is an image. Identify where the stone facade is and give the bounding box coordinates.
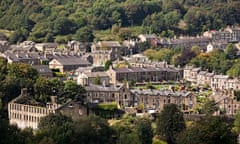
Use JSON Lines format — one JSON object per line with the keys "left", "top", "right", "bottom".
{"left": 107, "top": 65, "right": 182, "bottom": 85}
{"left": 49, "top": 55, "right": 91, "bottom": 72}
{"left": 131, "top": 89, "right": 196, "bottom": 113}
{"left": 77, "top": 72, "right": 110, "bottom": 86}
{"left": 8, "top": 89, "right": 61, "bottom": 130}
{"left": 184, "top": 66, "right": 240, "bottom": 91}
{"left": 91, "top": 41, "right": 125, "bottom": 66}
{"left": 85, "top": 84, "right": 133, "bottom": 108}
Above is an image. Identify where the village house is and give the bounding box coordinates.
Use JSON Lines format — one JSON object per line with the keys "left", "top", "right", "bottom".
{"left": 183, "top": 66, "right": 201, "bottom": 84}
{"left": 91, "top": 41, "right": 126, "bottom": 66}
{"left": 8, "top": 88, "right": 89, "bottom": 130}
{"left": 49, "top": 54, "right": 91, "bottom": 72}
{"left": 210, "top": 90, "right": 240, "bottom": 116}
{"left": 0, "top": 51, "right": 49, "bottom": 65}
{"left": 85, "top": 84, "right": 133, "bottom": 108}
{"left": 159, "top": 36, "right": 210, "bottom": 50}
{"left": 184, "top": 66, "right": 240, "bottom": 91}
{"left": 203, "top": 26, "right": 240, "bottom": 43}
{"left": 35, "top": 43, "right": 58, "bottom": 53}
{"left": 196, "top": 71, "right": 214, "bottom": 86}
{"left": 206, "top": 42, "right": 228, "bottom": 53}
{"left": 107, "top": 65, "right": 182, "bottom": 85}
{"left": 32, "top": 65, "right": 53, "bottom": 78}
{"left": 8, "top": 89, "right": 62, "bottom": 130}
{"left": 131, "top": 89, "right": 196, "bottom": 113}
{"left": 77, "top": 72, "right": 110, "bottom": 86}
{"left": 67, "top": 40, "right": 88, "bottom": 54}
{"left": 138, "top": 34, "right": 157, "bottom": 42}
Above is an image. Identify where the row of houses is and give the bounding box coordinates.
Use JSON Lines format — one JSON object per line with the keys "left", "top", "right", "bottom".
{"left": 8, "top": 86, "right": 196, "bottom": 130}
{"left": 184, "top": 66, "right": 240, "bottom": 91}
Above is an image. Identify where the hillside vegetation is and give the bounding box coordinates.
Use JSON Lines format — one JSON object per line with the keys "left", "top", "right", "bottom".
{"left": 0, "top": 0, "right": 240, "bottom": 43}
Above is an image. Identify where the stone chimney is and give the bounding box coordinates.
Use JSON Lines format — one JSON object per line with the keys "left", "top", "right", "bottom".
{"left": 21, "top": 88, "right": 28, "bottom": 97}
{"left": 50, "top": 96, "right": 57, "bottom": 104}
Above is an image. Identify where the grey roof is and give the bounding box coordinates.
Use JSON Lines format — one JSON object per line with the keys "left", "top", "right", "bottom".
{"left": 85, "top": 84, "right": 123, "bottom": 92}
{"left": 213, "top": 75, "right": 229, "bottom": 79}
{"left": 75, "top": 66, "right": 94, "bottom": 73}
{"left": 96, "top": 41, "right": 121, "bottom": 48}
{"left": 131, "top": 89, "right": 192, "bottom": 97}
{"left": 32, "top": 65, "right": 52, "bottom": 74}
{"left": 113, "top": 66, "right": 179, "bottom": 73}
{"left": 84, "top": 72, "right": 109, "bottom": 78}
{"left": 3, "top": 51, "right": 48, "bottom": 62}
{"left": 53, "top": 55, "right": 91, "bottom": 66}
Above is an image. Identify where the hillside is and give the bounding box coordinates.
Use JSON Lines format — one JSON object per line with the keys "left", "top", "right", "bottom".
{"left": 0, "top": 0, "right": 240, "bottom": 43}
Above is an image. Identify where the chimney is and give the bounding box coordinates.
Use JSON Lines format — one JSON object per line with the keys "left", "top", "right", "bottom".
{"left": 50, "top": 96, "right": 57, "bottom": 103}
{"left": 21, "top": 88, "right": 28, "bottom": 97}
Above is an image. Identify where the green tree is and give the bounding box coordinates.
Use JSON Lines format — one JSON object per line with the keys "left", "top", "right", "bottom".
{"left": 53, "top": 17, "right": 76, "bottom": 35}
{"left": 112, "top": 115, "right": 141, "bottom": 144}
{"left": 136, "top": 117, "right": 153, "bottom": 144}
{"left": 177, "top": 116, "right": 237, "bottom": 144}
{"left": 74, "top": 26, "right": 94, "bottom": 42}
{"left": 33, "top": 77, "right": 52, "bottom": 103}
{"left": 72, "top": 115, "right": 116, "bottom": 144}
{"left": 37, "top": 113, "right": 73, "bottom": 144}
{"left": 202, "top": 99, "right": 219, "bottom": 116}
{"left": 156, "top": 104, "right": 186, "bottom": 144}
{"left": 227, "top": 62, "right": 240, "bottom": 77}
{"left": 104, "top": 60, "right": 112, "bottom": 71}
{"left": 64, "top": 80, "right": 86, "bottom": 101}
{"left": 94, "top": 75, "right": 101, "bottom": 85}
{"left": 225, "top": 43, "right": 238, "bottom": 59}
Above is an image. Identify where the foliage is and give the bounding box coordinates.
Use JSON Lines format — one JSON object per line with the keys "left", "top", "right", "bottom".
{"left": 64, "top": 80, "right": 86, "bottom": 101}
{"left": 156, "top": 104, "right": 186, "bottom": 144}
{"left": 177, "top": 116, "right": 238, "bottom": 144}
{"left": 93, "top": 75, "right": 101, "bottom": 85}
{"left": 234, "top": 110, "right": 240, "bottom": 134}
{"left": 112, "top": 115, "right": 153, "bottom": 144}
{"left": 201, "top": 99, "right": 219, "bottom": 116}
{"left": 1, "top": 0, "right": 239, "bottom": 42}
{"left": 72, "top": 115, "right": 116, "bottom": 144}
{"left": 97, "top": 102, "right": 118, "bottom": 111}
{"left": 0, "top": 119, "right": 34, "bottom": 144}
{"left": 104, "top": 60, "right": 112, "bottom": 71}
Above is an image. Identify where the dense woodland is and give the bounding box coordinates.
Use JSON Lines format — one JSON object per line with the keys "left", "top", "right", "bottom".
{"left": 0, "top": 0, "right": 240, "bottom": 43}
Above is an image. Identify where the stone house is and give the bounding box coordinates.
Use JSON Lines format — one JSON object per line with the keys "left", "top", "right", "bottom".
{"left": 8, "top": 89, "right": 61, "bottom": 130}
{"left": 131, "top": 89, "right": 196, "bottom": 113}
{"left": 210, "top": 90, "right": 240, "bottom": 116}
{"left": 32, "top": 65, "right": 53, "bottom": 78}
{"left": 8, "top": 88, "right": 89, "bottom": 130}
{"left": 107, "top": 65, "right": 182, "bottom": 85}
{"left": 0, "top": 51, "right": 49, "bottom": 65}
{"left": 211, "top": 75, "right": 230, "bottom": 91}
{"left": 85, "top": 84, "right": 133, "bottom": 108}
{"left": 35, "top": 43, "right": 58, "bottom": 53}
{"left": 196, "top": 71, "right": 214, "bottom": 86}
{"left": 91, "top": 41, "right": 126, "bottom": 66}
{"left": 49, "top": 55, "right": 91, "bottom": 72}
{"left": 183, "top": 66, "right": 201, "bottom": 83}
{"left": 77, "top": 72, "right": 110, "bottom": 86}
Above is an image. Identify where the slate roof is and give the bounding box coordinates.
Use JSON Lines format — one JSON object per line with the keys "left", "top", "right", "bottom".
{"left": 3, "top": 51, "right": 48, "bottom": 62}
{"left": 32, "top": 65, "right": 52, "bottom": 74}
{"left": 113, "top": 66, "right": 179, "bottom": 73}
{"left": 84, "top": 72, "right": 109, "bottom": 78}
{"left": 131, "top": 89, "right": 192, "bottom": 97}
{"left": 85, "top": 84, "right": 123, "bottom": 92}
{"left": 52, "top": 55, "right": 91, "bottom": 66}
